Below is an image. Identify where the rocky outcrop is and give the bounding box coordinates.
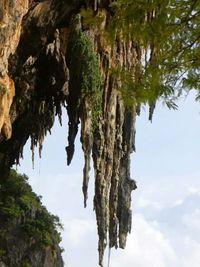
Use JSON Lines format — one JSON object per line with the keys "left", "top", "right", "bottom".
{"left": 0, "top": 75, "right": 15, "bottom": 139}
{"left": 0, "top": 0, "right": 28, "bottom": 139}
{"left": 0, "top": 1, "right": 139, "bottom": 266}
{"left": 0, "top": 170, "right": 63, "bottom": 267}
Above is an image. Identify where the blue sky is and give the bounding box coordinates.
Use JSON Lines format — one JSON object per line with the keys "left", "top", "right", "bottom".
{"left": 18, "top": 91, "right": 200, "bottom": 267}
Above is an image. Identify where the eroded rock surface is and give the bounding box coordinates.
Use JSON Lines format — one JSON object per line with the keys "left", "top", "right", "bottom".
{"left": 0, "top": 0, "right": 28, "bottom": 139}
{"left": 0, "top": 1, "right": 138, "bottom": 266}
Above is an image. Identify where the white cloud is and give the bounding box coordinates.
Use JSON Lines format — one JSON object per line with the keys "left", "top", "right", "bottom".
{"left": 136, "top": 195, "right": 162, "bottom": 211}
{"left": 181, "top": 237, "right": 200, "bottom": 267}
{"left": 182, "top": 209, "right": 200, "bottom": 232}
{"left": 60, "top": 218, "right": 98, "bottom": 267}
{"left": 109, "top": 209, "right": 200, "bottom": 267}
{"left": 63, "top": 219, "right": 96, "bottom": 246}
{"left": 110, "top": 214, "right": 176, "bottom": 267}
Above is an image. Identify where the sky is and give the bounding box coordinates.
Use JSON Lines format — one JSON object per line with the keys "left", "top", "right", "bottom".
{"left": 18, "top": 91, "right": 200, "bottom": 267}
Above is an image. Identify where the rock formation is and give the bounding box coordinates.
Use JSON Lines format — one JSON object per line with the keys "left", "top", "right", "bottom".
{"left": 0, "top": 170, "right": 63, "bottom": 267}
{"left": 0, "top": 1, "right": 138, "bottom": 266}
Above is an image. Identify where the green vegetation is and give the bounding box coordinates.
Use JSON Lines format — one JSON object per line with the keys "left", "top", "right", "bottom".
{"left": 21, "top": 214, "right": 62, "bottom": 248}
{"left": 67, "top": 14, "right": 103, "bottom": 129}
{"left": 80, "top": 8, "right": 104, "bottom": 29}
{"left": 22, "top": 260, "right": 31, "bottom": 267}
{"left": 0, "top": 249, "right": 6, "bottom": 257}
{"left": 107, "top": 0, "right": 200, "bottom": 108}
{"left": 0, "top": 170, "right": 63, "bottom": 248}
{"left": 65, "top": 1, "right": 200, "bottom": 117}
{"left": 0, "top": 170, "right": 38, "bottom": 220}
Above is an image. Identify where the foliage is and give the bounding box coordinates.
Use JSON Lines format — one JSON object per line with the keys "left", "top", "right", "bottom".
{"left": 21, "top": 215, "right": 62, "bottom": 248}
{"left": 0, "top": 249, "right": 6, "bottom": 257}
{"left": 80, "top": 8, "right": 104, "bottom": 29}
{"left": 0, "top": 170, "right": 63, "bottom": 248}
{"left": 107, "top": 0, "right": 200, "bottom": 107}
{"left": 0, "top": 170, "right": 38, "bottom": 220}
{"left": 22, "top": 260, "right": 31, "bottom": 267}
{"left": 67, "top": 14, "right": 103, "bottom": 128}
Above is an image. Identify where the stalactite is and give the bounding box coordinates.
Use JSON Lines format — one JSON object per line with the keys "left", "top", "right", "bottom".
{"left": 0, "top": 1, "right": 142, "bottom": 266}
{"left": 80, "top": 97, "right": 93, "bottom": 207}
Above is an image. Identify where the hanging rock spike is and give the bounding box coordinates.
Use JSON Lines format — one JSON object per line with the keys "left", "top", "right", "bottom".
{"left": 0, "top": 1, "right": 140, "bottom": 266}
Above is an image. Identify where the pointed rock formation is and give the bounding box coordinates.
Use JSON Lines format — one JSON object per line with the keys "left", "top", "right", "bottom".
{"left": 0, "top": 1, "right": 139, "bottom": 265}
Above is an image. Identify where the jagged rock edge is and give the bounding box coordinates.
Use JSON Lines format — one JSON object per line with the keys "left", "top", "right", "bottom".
{"left": 0, "top": 1, "right": 141, "bottom": 266}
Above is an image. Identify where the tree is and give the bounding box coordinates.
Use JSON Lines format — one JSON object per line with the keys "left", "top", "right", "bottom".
{"left": 0, "top": 0, "right": 199, "bottom": 266}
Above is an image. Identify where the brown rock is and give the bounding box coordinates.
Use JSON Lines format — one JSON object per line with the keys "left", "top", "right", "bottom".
{"left": 0, "top": 75, "right": 15, "bottom": 139}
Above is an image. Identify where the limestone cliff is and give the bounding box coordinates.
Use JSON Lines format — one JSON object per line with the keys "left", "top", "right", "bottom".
{"left": 0, "top": 0, "right": 28, "bottom": 139}
{"left": 0, "top": 170, "right": 63, "bottom": 267}
{"left": 0, "top": 1, "right": 138, "bottom": 266}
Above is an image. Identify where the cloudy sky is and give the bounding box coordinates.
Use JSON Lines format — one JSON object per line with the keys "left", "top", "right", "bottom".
{"left": 18, "top": 91, "right": 200, "bottom": 267}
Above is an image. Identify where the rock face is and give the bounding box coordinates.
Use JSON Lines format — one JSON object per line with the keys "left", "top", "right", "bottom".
{"left": 0, "top": 1, "right": 138, "bottom": 266}
{"left": 0, "top": 75, "right": 15, "bottom": 140}
{"left": 0, "top": 0, "right": 28, "bottom": 139}
{"left": 0, "top": 170, "right": 63, "bottom": 267}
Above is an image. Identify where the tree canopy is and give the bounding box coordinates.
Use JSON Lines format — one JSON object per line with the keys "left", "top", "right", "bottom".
{"left": 105, "top": 0, "right": 200, "bottom": 111}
